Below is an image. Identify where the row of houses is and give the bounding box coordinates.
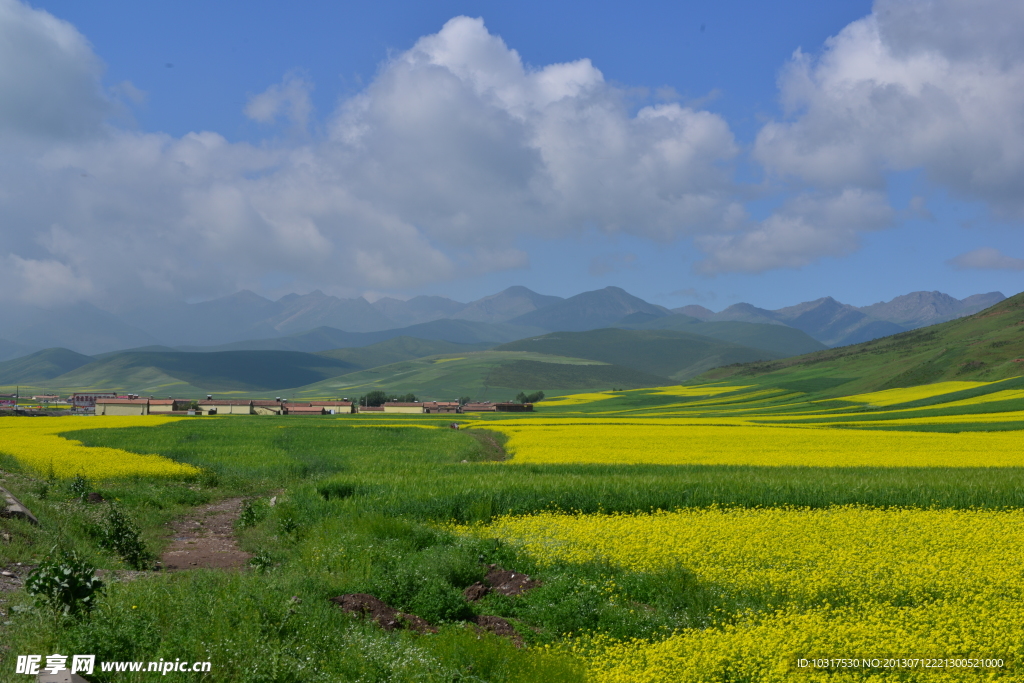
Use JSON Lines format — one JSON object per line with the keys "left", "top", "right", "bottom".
{"left": 92, "top": 397, "right": 533, "bottom": 416}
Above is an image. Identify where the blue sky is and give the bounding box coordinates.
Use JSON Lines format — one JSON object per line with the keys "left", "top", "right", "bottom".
{"left": 3, "top": 0, "right": 1022, "bottom": 311}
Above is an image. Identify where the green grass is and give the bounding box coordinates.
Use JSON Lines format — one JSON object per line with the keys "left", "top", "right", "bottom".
{"left": 286, "top": 350, "right": 643, "bottom": 401}
{"left": 495, "top": 328, "right": 784, "bottom": 380}
{"left": 620, "top": 318, "right": 828, "bottom": 356}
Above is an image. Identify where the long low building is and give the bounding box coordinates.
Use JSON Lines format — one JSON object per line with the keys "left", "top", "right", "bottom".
{"left": 95, "top": 398, "right": 150, "bottom": 415}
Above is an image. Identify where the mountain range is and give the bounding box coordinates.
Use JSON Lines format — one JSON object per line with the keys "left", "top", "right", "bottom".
{"left": 0, "top": 286, "right": 1006, "bottom": 359}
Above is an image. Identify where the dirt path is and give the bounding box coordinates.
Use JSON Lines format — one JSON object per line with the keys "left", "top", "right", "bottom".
{"left": 465, "top": 429, "right": 508, "bottom": 461}
{"left": 159, "top": 497, "right": 251, "bottom": 571}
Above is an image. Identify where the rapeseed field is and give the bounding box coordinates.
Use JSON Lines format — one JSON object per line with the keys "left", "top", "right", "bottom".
{"left": 462, "top": 506, "right": 1024, "bottom": 681}
{"left": 482, "top": 422, "right": 1024, "bottom": 466}
{"left": 0, "top": 416, "right": 199, "bottom": 478}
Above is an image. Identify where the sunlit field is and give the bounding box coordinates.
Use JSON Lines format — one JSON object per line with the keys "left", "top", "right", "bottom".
{"left": 1, "top": 377, "right": 1023, "bottom": 681}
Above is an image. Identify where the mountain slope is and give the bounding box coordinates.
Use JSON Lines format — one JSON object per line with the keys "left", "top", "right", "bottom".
{"left": 0, "top": 348, "right": 94, "bottom": 384}
{"left": 180, "top": 319, "right": 543, "bottom": 353}
{"left": 454, "top": 286, "right": 563, "bottom": 323}
{"left": 51, "top": 351, "right": 359, "bottom": 392}
{"left": 859, "top": 290, "right": 1005, "bottom": 327}
{"left": 771, "top": 297, "right": 906, "bottom": 347}
{"left": 508, "top": 286, "right": 669, "bottom": 332}
{"left": 289, "top": 351, "right": 669, "bottom": 400}
{"left": 315, "top": 336, "right": 493, "bottom": 368}
{"left": 0, "top": 339, "right": 37, "bottom": 363}
{"left": 495, "top": 328, "right": 784, "bottom": 380}
{"left": 699, "top": 291, "right": 1024, "bottom": 395}
{"left": 124, "top": 290, "right": 280, "bottom": 346}
{"left": 616, "top": 316, "right": 827, "bottom": 356}
{"left": 261, "top": 291, "right": 396, "bottom": 334}
{"left": 9, "top": 303, "right": 161, "bottom": 355}
{"left": 371, "top": 295, "right": 466, "bottom": 327}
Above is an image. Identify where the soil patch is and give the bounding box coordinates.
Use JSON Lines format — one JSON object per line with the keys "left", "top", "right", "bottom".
{"left": 465, "top": 430, "right": 507, "bottom": 461}
{"left": 329, "top": 593, "right": 436, "bottom": 633}
{"left": 464, "top": 565, "right": 540, "bottom": 601}
{"left": 159, "top": 497, "right": 250, "bottom": 571}
{"left": 473, "top": 614, "right": 523, "bottom": 646}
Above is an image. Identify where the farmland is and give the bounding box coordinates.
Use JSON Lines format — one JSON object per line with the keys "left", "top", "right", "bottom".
{"left": 1, "top": 373, "right": 1023, "bottom": 681}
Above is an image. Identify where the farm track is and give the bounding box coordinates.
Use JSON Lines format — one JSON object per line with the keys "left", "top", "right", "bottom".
{"left": 159, "top": 497, "right": 250, "bottom": 571}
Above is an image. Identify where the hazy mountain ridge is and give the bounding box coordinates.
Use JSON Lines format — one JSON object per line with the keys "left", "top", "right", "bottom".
{"left": 699, "top": 291, "right": 1024, "bottom": 394}
{"left": 0, "top": 286, "right": 1006, "bottom": 358}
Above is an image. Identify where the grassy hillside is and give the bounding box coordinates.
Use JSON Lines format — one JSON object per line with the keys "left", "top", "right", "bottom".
{"left": 288, "top": 350, "right": 666, "bottom": 400}
{"left": 47, "top": 350, "right": 359, "bottom": 393}
{"left": 618, "top": 316, "right": 827, "bottom": 356}
{"left": 494, "top": 328, "right": 784, "bottom": 380}
{"left": 315, "top": 336, "right": 494, "bottom": 368}
{"left": 698, "top": 290, "right": 1024, "bottom": 396}
{"left": 0, "top": 347, "right": 94, "bottom": 383}
{"left": 182, "top": 319, "right": 544, "bottom": 353}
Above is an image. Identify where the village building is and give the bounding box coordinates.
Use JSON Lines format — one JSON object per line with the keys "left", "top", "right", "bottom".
{"left": 461, "top": 402, "right": 496, "bottom": 412}
{"left": 356, "top": 405, "right": 385, "bottom": 413}
{"left": 69, "top": 392, "right": 117, "bottom": 409}
{"left": 197, "top": 399, "right": 253, "bottom": 415}
{"left": 496, "top": 402, "right": 533, "bottom": 412}
{"left": 252, "top": 399, "right": 283, "bottom": 415}
{"left": 285, "top": 403, "right": 325, "bottom": 415}
{"left": 95, "top": 398, "right": 150, "bottom": 416}
{"left": 423, "top": 401, "right": 460, "bottom": 413}
{"left": 382, "top": 401, "right": 425, "bottom": 414}
{"left": 309, "top": 400, "right": 353, "bottom": 414}
{"left": 148, "top": 399, "right": 176, "bottom": 413}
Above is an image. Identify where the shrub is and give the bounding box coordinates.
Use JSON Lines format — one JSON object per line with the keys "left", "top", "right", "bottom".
{"left": 25, "top": 550, "right": 104, "bottom": 616}
{"left": 98, "top": 504, "right": 154, "bottom": 570}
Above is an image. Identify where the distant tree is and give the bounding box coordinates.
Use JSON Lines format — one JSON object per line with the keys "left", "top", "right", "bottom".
{"left": 361, "top": 390, "right": 389, "bottom": 407}
{"left": 458, "top": 396, "right": 472, "bottom": 406}
{"left": 389, "top": 393, "right": 417, "bottom": 403}
{"left": 515, "top": 391, "right": 544, "bottom": 404}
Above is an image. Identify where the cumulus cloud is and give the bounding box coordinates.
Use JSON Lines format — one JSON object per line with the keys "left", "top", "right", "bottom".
{"left": 0, "top": 0, "right": 109, "bottom": 139}
{"left": 695, "top": 189, "right": 893, "bottom": 274}
{"left": 0, "top": 9, "right": 745, "bottom": 308}
{"left": 754, "top": 0, "right": 1024, "bottom": 219}
{"left": 947, "top": 247, "right": 1024, "bottom": 271}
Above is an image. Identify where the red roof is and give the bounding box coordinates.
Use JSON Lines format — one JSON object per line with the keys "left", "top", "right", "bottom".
{"left": 96, "top": 398, "right": 149, "bottom": 405}
{"left": 149, "top": 399, "right": 176, "bottom": 405}
{"left": 383, "top": 402, "right": 422, "bottom": 407}
{"left": 198, "top": 400, "right": 252, "bottom": 406}
{"left": 309, "top": 401, "right": 352, "bottom": 406}
{"left": 251, "top": 400, "right": 282, "bottom": 406}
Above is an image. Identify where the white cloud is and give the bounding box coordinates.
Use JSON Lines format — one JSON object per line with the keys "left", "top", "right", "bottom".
{"left": 0, "top": 0, "right": 109, "bottom": 139}
{"left": 244, "top": 71, "right": 313, "bottom": 129}
{"left": 0, "top": 9, "right": 746, "bottom": 308}
{"left": 947, "top": 247, "right": 1024, "bottom": 271}
{"left": 754, "top": 0, "right": 1024, "bottom": 219}
{"left": 695, "top": 189, "right": 893, "bottom": 274}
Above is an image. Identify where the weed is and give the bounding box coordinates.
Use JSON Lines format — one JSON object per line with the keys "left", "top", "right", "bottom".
{"left": 98, "top": 504, "right": 154, "bottom": 570}
{"left": 25, "top": 550, "right": 104, "bottom": 616}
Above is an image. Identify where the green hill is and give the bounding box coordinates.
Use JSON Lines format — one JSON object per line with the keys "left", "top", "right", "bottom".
{"left": 288, "top": 350, "right": 668, "bottom": 400}
{"left": 315, "top": 336, "right": 493, "bottom": 368}
{"left": 494, "top": 328, "right": 784, "bottom": 380}
{"left": 47, "top": 350, "right": 360, "bottom": 393}
{"left": 0, "top": 348, "right": 94, "bottom": 384}
{"left": 617, "top": 316, "right": 827, "bottom": 356}
{"left": 698, "top": 291, "right": 1024, "bottom": 396}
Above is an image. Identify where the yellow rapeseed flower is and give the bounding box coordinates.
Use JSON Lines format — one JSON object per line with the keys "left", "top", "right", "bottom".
{"left": 0, "top": 416, "right": 199, "bottom": 479}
